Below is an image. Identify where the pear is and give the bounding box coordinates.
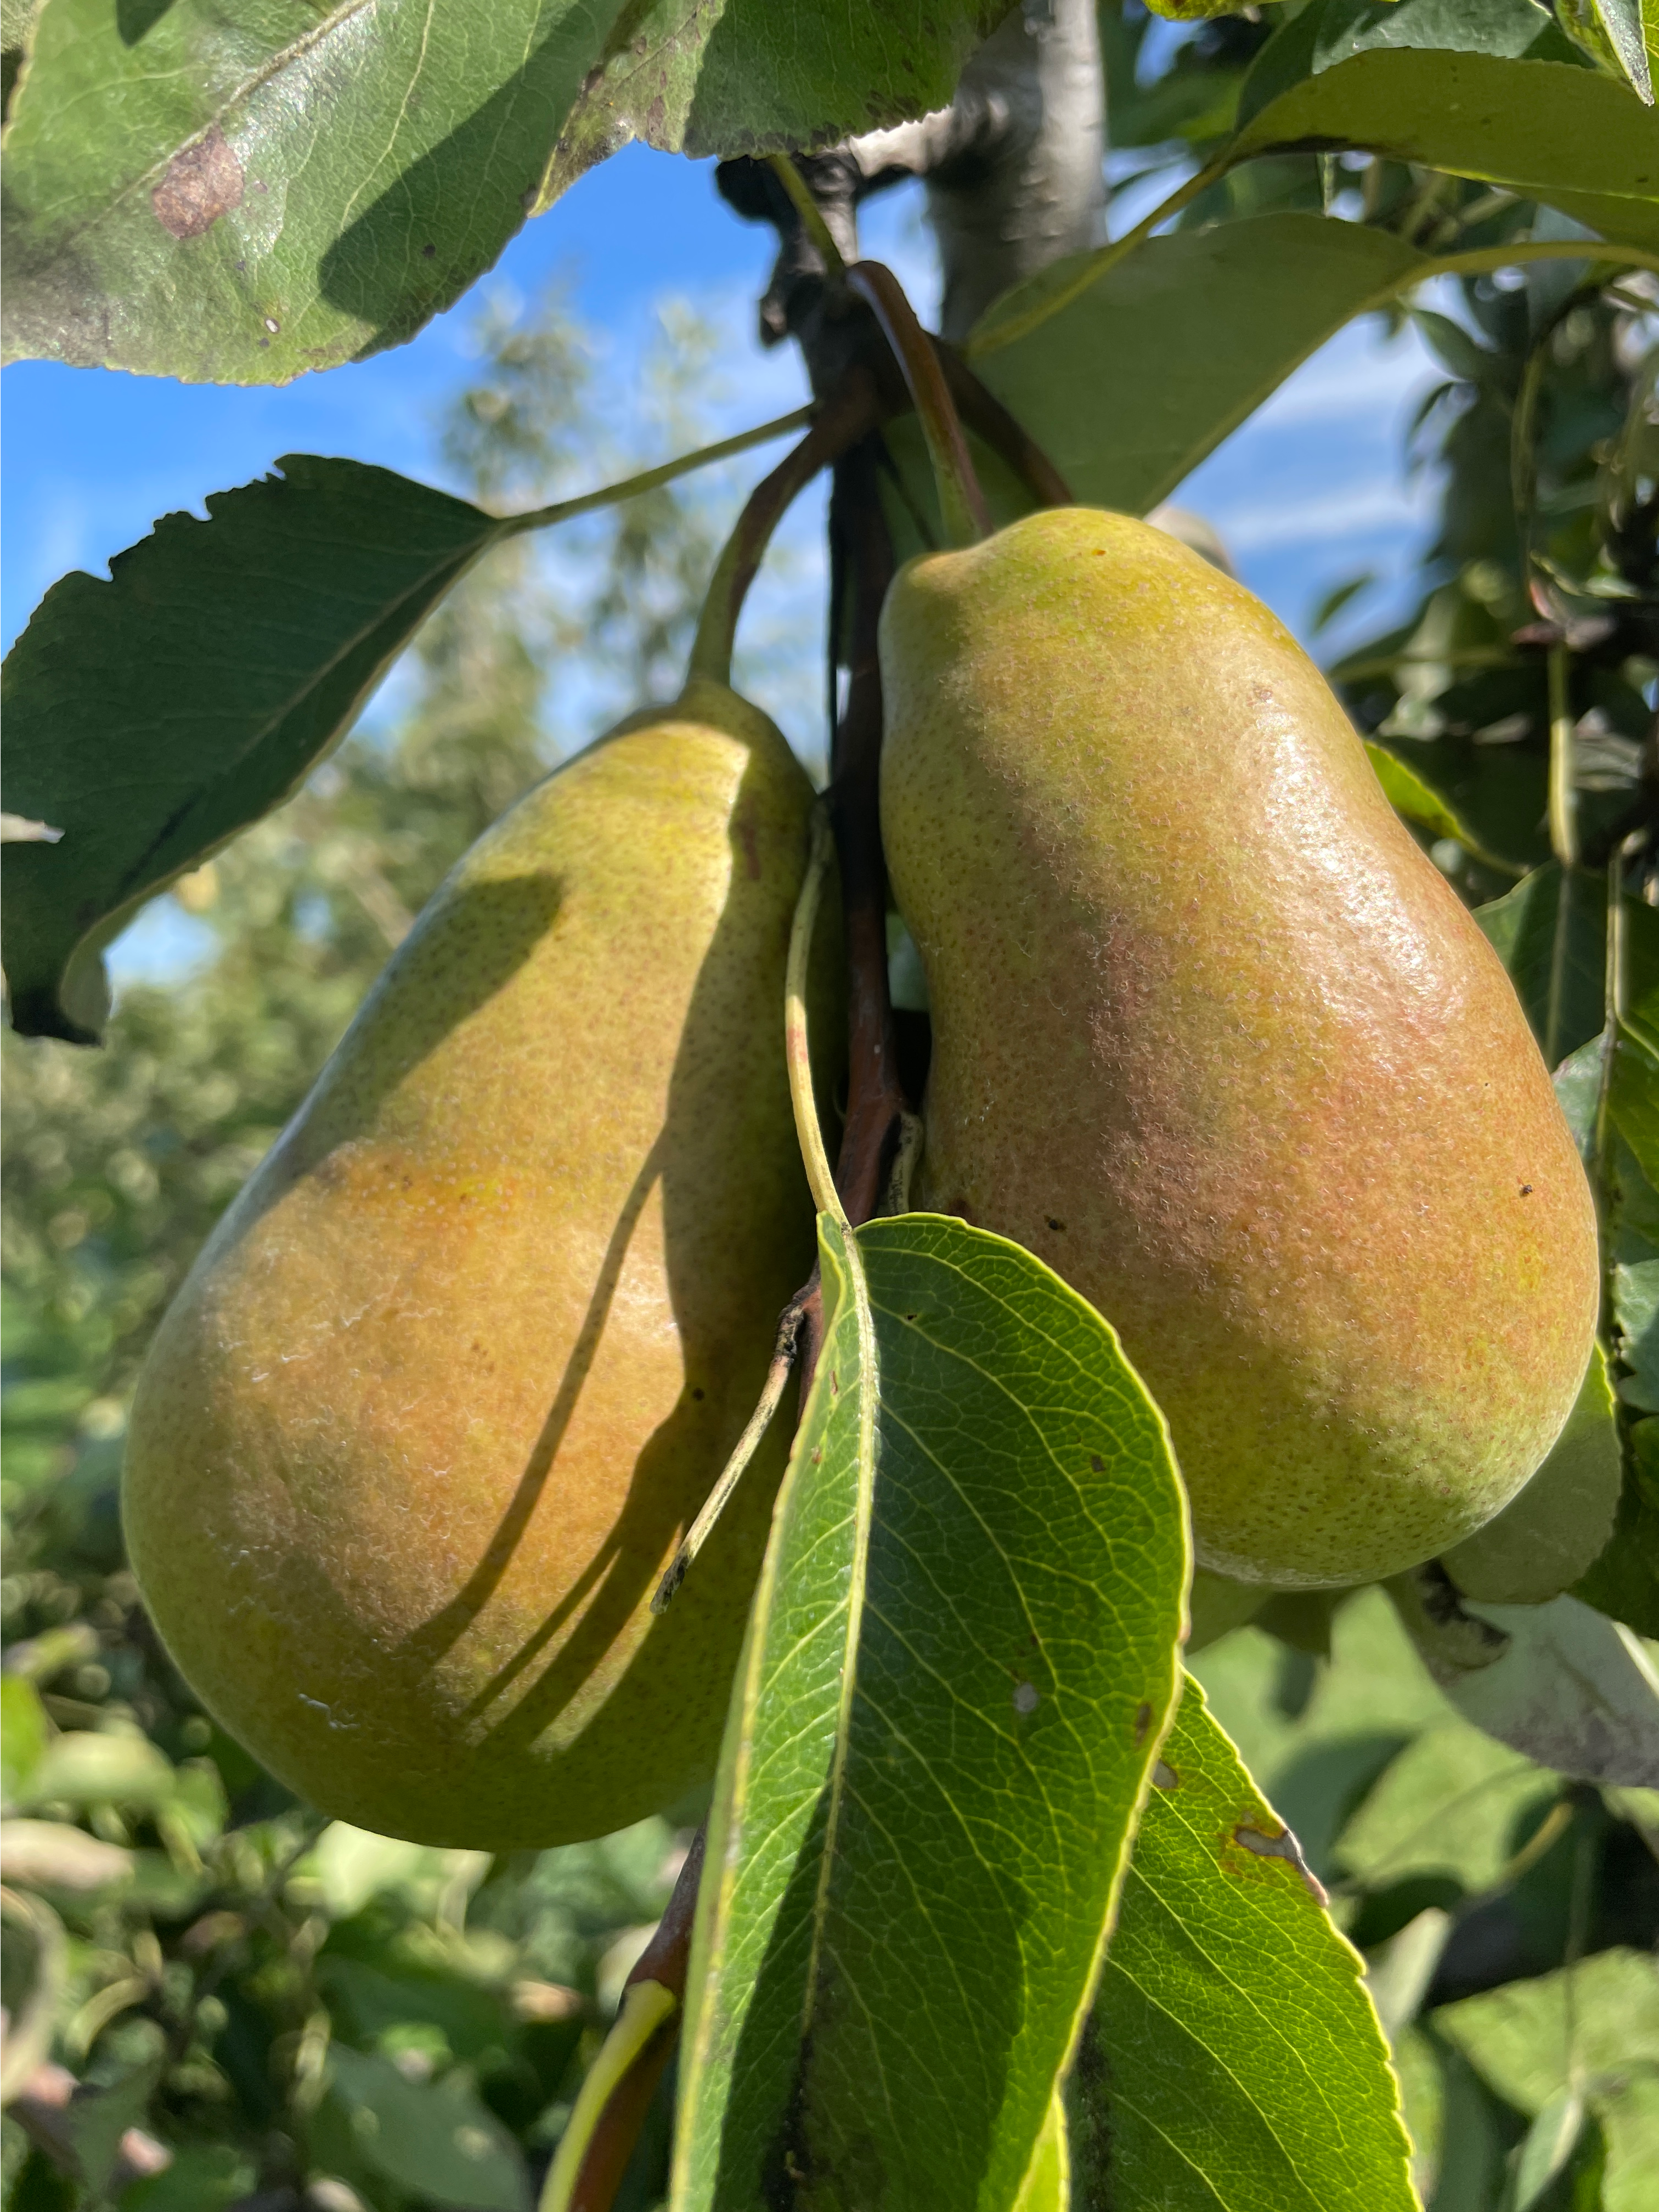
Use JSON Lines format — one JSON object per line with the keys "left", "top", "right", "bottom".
{"left": 880, "top": 509, "right": 1599, "bottom": 1588}
{"left": 123, "top": 679, "right": 837, "bottom": 1847}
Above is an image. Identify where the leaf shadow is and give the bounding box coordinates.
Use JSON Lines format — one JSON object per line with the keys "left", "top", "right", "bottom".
{"left": 116, "top": 0, "right": 176, "bottom": 44}
{"left": 317, "top": 35, "right": 590, "bottom": 358}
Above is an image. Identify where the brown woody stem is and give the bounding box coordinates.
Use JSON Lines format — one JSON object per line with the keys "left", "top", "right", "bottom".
{"left": 828, "top": 435, "right": 915, "bottom": 1228}
{"left": 687, "top": 374, "right": 884, "bottom": 687}
{"left": 935, "top": 343, "right": 1073, "bottom": 508}
{"left": 847, "top": 262, "right": 990, "bottom": 548}
{"left": 539, "top": 1833, "right": 706, "bottom": 2212}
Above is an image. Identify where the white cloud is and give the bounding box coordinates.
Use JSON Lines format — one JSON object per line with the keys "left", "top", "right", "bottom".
{"left": 1216, "top": 480, "right": 1430, "bottom": 554}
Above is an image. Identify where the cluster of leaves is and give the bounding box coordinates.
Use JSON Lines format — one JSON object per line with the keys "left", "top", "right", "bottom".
{"left": 3, "top": 3, "right": 1659, "bottom": 2210}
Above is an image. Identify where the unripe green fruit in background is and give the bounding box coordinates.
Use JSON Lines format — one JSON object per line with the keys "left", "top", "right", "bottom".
{"left": 123, "top": 680, "right": 837, "bottom": 1847}
{"left": 880, "top": 507, "right": 1598, "bottom": 1589}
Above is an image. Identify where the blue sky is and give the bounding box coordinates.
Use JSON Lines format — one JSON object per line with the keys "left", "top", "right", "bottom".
{"left": 3, "top": 142, "right": 1446, "bottom": 985}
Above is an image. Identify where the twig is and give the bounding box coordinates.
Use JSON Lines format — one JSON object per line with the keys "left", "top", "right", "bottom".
{"left": 687, "top": 375, "right": 884, "bottom": 685}
{"left": 539, "top": 1833, "right": 706, "bottom": 2212}
{"left": 935, "top": 343, "right": 1072, "bottom": 507}
{"left": 785, "top": 804, "right": 849, "bottom": 1223}
{"left": 827, "top": 436, "right": 915, "bottom": 1229}
{"left": 847, "top": 263, "right": 990, "bottom": 546}
{"left": 652, "top": 1293, "right": 813, "bottom": 1615}
{"left": 766, "top": 154, "right": 848, "bottom": 279}
{"left": 504, "top": 408, "right": 812, "bottom": 537}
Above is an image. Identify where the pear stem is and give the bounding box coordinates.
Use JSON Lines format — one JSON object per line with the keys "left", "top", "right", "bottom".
{"left": 847, "top": 261, "right": 991, "bottom": 548}
{"left": 537, "top": 1831, "right": 705, "bottom": 2212}
{"left": 503, "top": 406, "right": 811, "bottom": 537}
{"left": 936, "top": 342, "right": 1073, "bottom": 507}
{"left": 767, "top": 151, "right": 847, "bottom": 278}
{"left": 787, "top": 804, "right": 850, "bottom": 1226}
{"left": 651, "top": 1290, "right": 811, "bottom": 1614}
{"left": 686, "top": 374, "right": 884, "bottom": 689}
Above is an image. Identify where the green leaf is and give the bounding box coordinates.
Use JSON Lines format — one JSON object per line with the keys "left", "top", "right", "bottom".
{"left": 1068, "top": 1678, "right": 1417, "bottom": 2212}
{"left": 2, "top": 0, "right": 1007, "bottom": 381}
{"left": 1011, "top": 2097, "right": 1069, "bottom": 2212}
{"left": 1190, "top": 1588, "right": 1447, "bottom": 1878}
{"left": 1143, "top": 0, "right": 1287, "bottom": 18}
{"left": 1573, "top": 1437, "right": 1659, "bottom": 1635}
{"left": 1, "top": 0, "right": 624, "bottom": 381}
{"left": 1442, "top": 1344, "right": 1623, "bottom": 1605}
{"left": 1364, "top": 740, "right": 1524, "bottom": 876}
{"left": 1559, "top": 0, "right": 1654, "bottom": 103}
{"left": 1475, "top": 863, "right": 1609, "bottom": 1070}
{"left": 324, "top": 2046, "right": 529, "bottom": 2212}
{"left": 1235, "top": 0, "right": 1659, "bottom": 254}
{"left": 675, "top": 1212, "right": 1188, "bottom": 2212}
{"left": 1510, "top": 2087, "right": 1588, "bottom": 2212}
{"left": 125, "top": 2145, "right": 258, "bottom": 2212}
{"left": 1361, "top": 723, "right": 1550, "bottom": 876}
{"left": 537, "top": 0, "right": 1012, "bottom": 205}
{"left": 0, "top": 1676, "right": 49, "bottom": 1807}
{"left": 1, "top": 458, "right": 497, "bottom": 1043}
{"left": 22, "top": 1729, "right": 178, "bottom": 1811}
{"left": 1610, "top": 1018, "right": 1659, "bottom": 1186}
{"left": 971, "top": 213, "right": 1426, "bottom": 514}
{"left": 1553, "top": 1031, "right": 1606, "bottom": 1157}
{"left": 66, "top": 2060, "right": 163, "bottom": 2200}
{"left": 1434, "top": 1948, "right": 1659, "bottom": 2212}
{"left": 1391, "top": 2035, "right": 1514, "bottom": 2212}
{"left": 1333, "top": 1722, "right": 1556, "bottom": 1898}
{"left": 1389, "top": 1579, "right": 1659, "bottom": 1786}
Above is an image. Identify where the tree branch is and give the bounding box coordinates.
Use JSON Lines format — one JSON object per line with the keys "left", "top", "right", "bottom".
{"left": 827, "top": 436, "right": 911, "bottom": 1230}
{"left": 718, "top": 0, "right": 1105, "bottom": 356}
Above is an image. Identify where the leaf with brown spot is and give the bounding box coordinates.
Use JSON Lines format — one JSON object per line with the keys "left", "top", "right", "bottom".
{"left": 1069, "top": 1675, "right": 1417, "bottom": 2211}
{"left": 3, "top": 0, "right": 1014, "bottom": 382}
{"left": 151, "top": 126, "right": 242, "bottom": 241}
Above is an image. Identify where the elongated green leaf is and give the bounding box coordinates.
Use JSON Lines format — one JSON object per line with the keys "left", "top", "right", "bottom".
{"left": 1434, "top": 1949, "right": 1659, "bottom": 2212}
{"left": 1011, "top": 2098, "right": 1069, "bottom": 2212}
{"left": 1333, "top": 1721, "right": 1556, "bottom": 1897}
{"left": 1068, "top": 1678, "right": 1417, "bottom": 2212}
{"left": 1360, "top": 721, "right": 1550, "bottom": 877}
{"left": 1572, "top": 904, "right": 1659, "bottom": 1633}
{"left": 1, "top": 457, "right": 498, "bottom": 1043}
{"left": 1611, "top": 1019, "right": 1659, "bottom": 1185}
{"left": 1559, "top": 0, "right": 1654, "bottom": 101}
{"left": 537, "top": 0, "right": 1012, "bottom": 205}
{"left": 1390, "top": 1579, "right": 1659, "bottom": 1786}
{"left": 1442, "top": 1344, "right": 1622, "bottom": 1605}
{"left": 1475, "top": 863, "right": 1609, "bottom": 1070}
{"left": 324, "top": 2046, "right": 528, "bottom": 2211}
{"left": 1364, "top": 741, "right": 1524, "bottom": 877}
{"left": 970, "top": 213, "right": 1425, "bottom": 514}
{"left": 1236, "top": 0, "right": 1659, "bottom": 253}
{"left": 675, "top": 1212, "right": 1188, "bottom": 2212}
{"left": 964, "top": 210, "right": 1644, "bottom": 526}
{"left": 2, "top": 0, "right": 1007, "bottom": 381}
